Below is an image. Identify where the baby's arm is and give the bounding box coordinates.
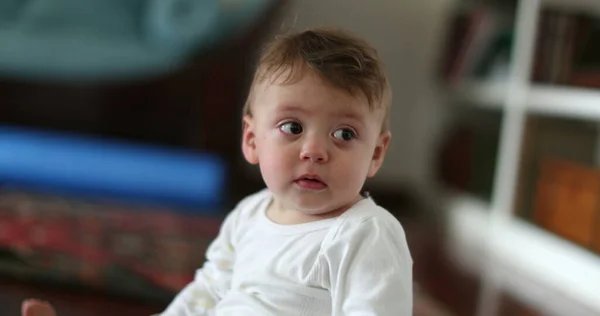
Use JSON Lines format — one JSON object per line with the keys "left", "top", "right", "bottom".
{"left": 326, "top": 218, "right": 413, "bottom": 315}
{"left": 159, "top": 209, "right": 238, "bottom": 316}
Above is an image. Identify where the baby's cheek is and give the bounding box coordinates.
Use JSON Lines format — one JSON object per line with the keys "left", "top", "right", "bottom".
{"left": 259, "top": 151, "right": 292, "bottom": 187}
{"left": 335, "top": 153, "right": 371, "bottom": 186}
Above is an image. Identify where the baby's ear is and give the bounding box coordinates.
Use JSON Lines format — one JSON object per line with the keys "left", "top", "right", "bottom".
{"left": 242, "top": 115, "right": 259, "bottom": 164}
{"left": 367, "top": 131, "right": 391, "bottom": 178}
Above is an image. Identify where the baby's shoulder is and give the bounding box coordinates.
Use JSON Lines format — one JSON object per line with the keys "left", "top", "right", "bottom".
{"left": 318, "top": 198, "right": 413, "bottom": 266}
{"left": 228, "top": 188, "right": 272, "bottom": 220}
{"left": 325, "top": 198, "right": 409, "bottom": 250}
{"left": 339, "top": 198, "right": 404, "bottom": 231}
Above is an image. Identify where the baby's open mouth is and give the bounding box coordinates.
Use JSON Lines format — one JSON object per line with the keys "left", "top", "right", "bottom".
{"left": 294, "top": 175, "right": 327, "bottom": 190}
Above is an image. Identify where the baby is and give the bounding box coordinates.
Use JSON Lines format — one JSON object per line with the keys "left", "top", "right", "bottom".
{"left": 22, "top": 27, "right": 413, "bottom": 316}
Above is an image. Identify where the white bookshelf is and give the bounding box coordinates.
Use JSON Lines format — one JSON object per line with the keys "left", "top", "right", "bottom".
{"left": 455, "top": 81, "right": 600, "bottom": 120}
{"left": 453, "top": 80, "right": 506, "bottom": 108}
{"left": 527, "top": 86, "right": 600, "bottom": 120}
{"left": 446, "top": 193, "right": 600, "bottom": 316}
{"left": 445, "top": 0, "right": 600, "bottom": 315}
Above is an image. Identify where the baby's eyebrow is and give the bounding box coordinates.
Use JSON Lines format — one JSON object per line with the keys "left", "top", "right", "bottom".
{"left": 336, "top": 109, "right": 369, "bottom": 125}
{"left": 339, "top": 111, "right": 363, "bottom": 121}
{"left": 276, "top": 104, "right": 307, "bottom": 113}
{"left": 274, "top": 103, "right": 367, "bottom": 126}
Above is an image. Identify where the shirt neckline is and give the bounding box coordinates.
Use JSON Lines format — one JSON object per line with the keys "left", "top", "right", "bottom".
{"left": 256, "top": 191, "right": 373, "bottom": 235}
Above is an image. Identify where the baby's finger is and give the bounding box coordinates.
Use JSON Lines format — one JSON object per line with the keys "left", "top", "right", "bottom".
{"left": 21, "top": 299, "right": 57, "bottom": 316}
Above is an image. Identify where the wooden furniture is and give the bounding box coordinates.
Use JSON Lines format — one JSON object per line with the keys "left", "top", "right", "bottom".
{"left": 443, "top": 0, "right": 600, "bottom": 315}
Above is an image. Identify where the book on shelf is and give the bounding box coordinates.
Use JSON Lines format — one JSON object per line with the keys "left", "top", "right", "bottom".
{"left": 438, "top": 4, "right": 514, "bottom": 86}
{"left": 533, "top": 158, "right": 600, "bottom": 248}
{"left": 440, "top": 3, "right": 600, "bottom": 90}
{"left": 532, "top": 8, "right": 600, "bottom": 88}
{"left": 437, "top": 108, "right": 501, "bottom": 201}
{"left": 515, "top": 115, "right": 597, "bottom": 220}
{"left": 595, "top": 201, "right": 600, "bottom": 255}
{"left": 513, "top": 115, "right": 600, "bottom": 254}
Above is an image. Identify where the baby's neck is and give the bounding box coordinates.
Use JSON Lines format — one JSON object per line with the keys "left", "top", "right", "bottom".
{"left": 266, "top": 195, "right": 364, "bottom": 225}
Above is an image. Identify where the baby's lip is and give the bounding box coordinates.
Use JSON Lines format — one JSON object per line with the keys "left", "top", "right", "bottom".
{"left": 295, "top": 174, "right": 327, "bottom": 185}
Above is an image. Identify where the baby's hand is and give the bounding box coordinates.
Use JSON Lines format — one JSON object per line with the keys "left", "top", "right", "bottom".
{"left": 21, "top": 299, "right": 57, "bottom": 316}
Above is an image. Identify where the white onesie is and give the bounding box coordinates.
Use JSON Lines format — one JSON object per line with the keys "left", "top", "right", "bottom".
{"left": 159, "top": 189, "right": 413, "bottom": 315}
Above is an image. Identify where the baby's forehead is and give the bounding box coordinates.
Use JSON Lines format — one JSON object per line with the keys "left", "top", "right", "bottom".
{"left": 267, "top": 95, "right": 372, "bottom": 122}
{"left": 261, "top": 74, "right": 369, "bottom": 106}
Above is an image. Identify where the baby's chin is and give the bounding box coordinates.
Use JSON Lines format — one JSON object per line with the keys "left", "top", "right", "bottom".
{"left": 291, "top": 195, "right": 363, "bottom": 217}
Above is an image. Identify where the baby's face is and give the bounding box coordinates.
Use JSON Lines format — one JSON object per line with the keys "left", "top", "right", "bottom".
{"left": 242, "top": 70, "right": 390, "bottom": 216}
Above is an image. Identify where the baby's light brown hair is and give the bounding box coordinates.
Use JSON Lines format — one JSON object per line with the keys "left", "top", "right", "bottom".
{"left": 243, "top": 27, "right": 392, "bottom": 131}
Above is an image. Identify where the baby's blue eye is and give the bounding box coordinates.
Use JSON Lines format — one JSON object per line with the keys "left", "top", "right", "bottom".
{"left": 333, "top": 128, "right": 356, "bottom": 141}
{"left": 280, "top": 122, "right": 303, "bottom": 135}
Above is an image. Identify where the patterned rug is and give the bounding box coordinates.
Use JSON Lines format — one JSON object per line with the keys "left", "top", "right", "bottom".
{"left": 0, "top": 189, "right": 455, "bottom": 315}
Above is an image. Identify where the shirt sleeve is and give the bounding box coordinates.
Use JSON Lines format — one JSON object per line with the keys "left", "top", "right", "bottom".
{"left": 159, "top": 207, "right": 240, "bottom": 316}
{"left": 325, "top": 217, "right": 413, "bottom": 315}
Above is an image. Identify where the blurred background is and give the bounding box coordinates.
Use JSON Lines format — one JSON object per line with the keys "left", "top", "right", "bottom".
{"left": 1, "top": 0, "right": 599, "bottom": 315}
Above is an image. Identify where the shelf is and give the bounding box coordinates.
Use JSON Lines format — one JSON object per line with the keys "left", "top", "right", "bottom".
{"left": 452, "top": 80, "right": 506, "bottom": 109}
{"left": 446, "top": 193, "right": 600, "bottom": 316}
{"left": 445, "top": 194, "right": 492, "bottom": 272}
{"left": 455, "top": 80, "right": 600, "bottom": 121}
{"left": 528, "top": 85, "right": 600, "bottom": 120}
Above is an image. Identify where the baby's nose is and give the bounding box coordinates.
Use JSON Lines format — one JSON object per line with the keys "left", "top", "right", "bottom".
{"left": 299, "top": 137, "right": 329, "bottom": 163}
